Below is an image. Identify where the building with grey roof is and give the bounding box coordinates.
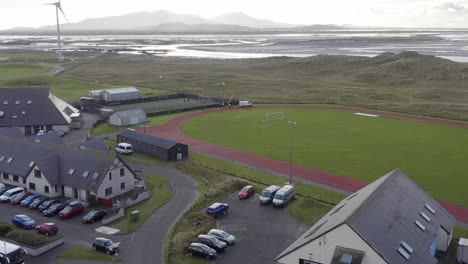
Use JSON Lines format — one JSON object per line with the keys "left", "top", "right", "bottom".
{"left": 89, "top": 87, "right": 140, "bottom": 102}
{"left": 0, "top": 134, "right": 140, "bottom": 206}
{"left": 109, "top": 109, "right": 146, "bottom": 127}
{"left": 276, "top": 169, "right": 456, "bottom": 264}
{"left": 117, "top": 129, "right": 188, "bottom": 161}
{"left": 0, "top": 87, "right": 80, "bottom": 135}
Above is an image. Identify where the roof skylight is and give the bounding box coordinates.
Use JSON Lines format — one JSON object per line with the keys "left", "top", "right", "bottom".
{"left": 420, "top": 212, "right": 431, "bottom": 222}
{"left": 0, "top": 156, "right": 4, "bottom": 162}
{"left": 68, "top": 169, "right": 75, "bottom": 175}
{"left": 92, "top": 172, "right": 99, "bottom": 179}
{"left": 82, "top": 171, "right": 90, "bottom": 178}
{"left": 7, "top": 157, "right": 13, "bottom": 163}
{"left": 397, "top": 241, "right": 413, "bottom": 260}
{"left": 415, "top": 220, "right": 426, "bottom": 231}
{"left": 425, "top": 204, "right": 436, "bottom": 214}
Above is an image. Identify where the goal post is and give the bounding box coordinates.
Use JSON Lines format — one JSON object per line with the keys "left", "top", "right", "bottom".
{"left": 262, "top": 112, "right": 284, "bottom": 122}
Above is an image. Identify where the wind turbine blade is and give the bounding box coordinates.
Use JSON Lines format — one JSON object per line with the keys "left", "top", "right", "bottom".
{"left": 58, "top": 6, "right": 69, "bottom": 23}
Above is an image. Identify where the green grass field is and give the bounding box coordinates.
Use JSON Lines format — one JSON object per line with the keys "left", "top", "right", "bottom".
{"left": 57, "top": 245, "right": 122, "bottom": 262}
{"left": 181, "top": 108, "right": 468, "bottom": 206}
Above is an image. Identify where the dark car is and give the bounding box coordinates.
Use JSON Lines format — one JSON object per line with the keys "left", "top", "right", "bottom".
{"left": 43, "top": 203, "right": 68, "bottom": 217}
{"left": 0, "top": 188, "right": 9, "bottom": 196}
{"left": 238, "top": 185, "right": 256, "bottom": 199}
{"left": 206, "top": 202, "right": 229, "bottom": 217}
{"left": 12, "top": 214, "right": 36, "bottom": 229}
{"left": 187, "top": 242, "right": 217, "bottom": 260}
{"left": 10, "top": 192, "right": 31, "bottom": 205}
{"left": 92, "top": 237, "right": 120, "bottom": 255}
{"left": 20, "top": 194, "right": 41, "bottom": 207}
{"left": 59, "top": 201, "right": 84, "bottom": 219}
{"left": 29, "top": 196, "right": 48, "bottom": 209}
{"left": 196, "top": 234, "right": 227, "bottom": 252}
{"left": 38, "top": 199, "right": 60, "bottom": 211}
{"left": 83, "top": 210, "right": 107, "bottom": 224}
{"left": 35, "top": 223, "right": 58, "bottom": 236}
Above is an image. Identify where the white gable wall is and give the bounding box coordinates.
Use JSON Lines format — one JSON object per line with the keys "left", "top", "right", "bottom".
{"left": 277, "top": 224, "right": 387, "bottom": 264}
{"left": 96, "top": 158, "right": 135, "bottom": 199}
{"left": 25, "top": 165, "right": 59, "bottom": 197}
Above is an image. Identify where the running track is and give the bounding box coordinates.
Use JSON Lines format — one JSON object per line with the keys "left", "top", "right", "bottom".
{"left": 139, "top": 105, "right": 468, "bottom": 223}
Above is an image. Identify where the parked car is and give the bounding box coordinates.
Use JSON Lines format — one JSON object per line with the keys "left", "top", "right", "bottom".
{"left": 43, "top": 203, "right": 68, "bottom": 217}
{"left": 10, "top": 192, "right": 32, "bottom": 205}
{"left": 115, "top": 142, "right": 133, "bottom": 155}
{"left": 29, "top": 196, "right": 48, "bottom": 209}
{"left": 20, "top": 194, "right": 41, "bottom": 207}
{"left": 259, "top": 185, "right": 281, "bottom": 205}
{"left": 238, "top": 185, "right": 256, "bottom": 199}
{"left": 187, "top": 242, "right": 217, "bottom": 260}
{"left": 38, "top": 199, "right": 60, "bottom": 211}
{"left": 36, "top": 130, "right": 46, "bottom": 136}
{"left": 196, "top": 234, "right": 227, "bottom": 252}
{"left": 12, "top": 214, "right": 36, "bottom": 229}
{"left": 272, "top": 185, "right": 295, "bottom": 207}
{"left": 83, "top": 210, "right": 107, "bottom": 224}
{"left": 35, "top": 223, "right": 58, "bottom": 236}
{"left": 92, "top": 237, "right": 120, "bottom": 255}
{"left": 0, "top": 187, "right": 25, "bottom": 203}
{"left": 59, "top": 201, "right": 84, "bottom": 219}
{"left": 206, "top": 203, "right": 229, "bottom": 217}
{"left": 207, "top": 229, "right": 236, "bottom": 245}
{"left": 0, "top": 188, "right": 9, "bottom": 196}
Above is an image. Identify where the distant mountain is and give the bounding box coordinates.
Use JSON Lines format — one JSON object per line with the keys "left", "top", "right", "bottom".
{"left": 293, "top": 24, "right": 347, "bottom": 31}
{"left": 140, "top": 22, "right": 252, "bottom": 32}
{"left": 211, "top": 12, "right": 294, "bottom": 28}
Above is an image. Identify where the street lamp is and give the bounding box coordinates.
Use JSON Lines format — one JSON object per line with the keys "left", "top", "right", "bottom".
{"left": 288, "top": 120, "right": 296, "bottom": 184}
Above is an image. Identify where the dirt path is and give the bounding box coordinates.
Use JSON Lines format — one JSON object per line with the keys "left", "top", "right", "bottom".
{"left": 140, "top": 105, "right": 468, "bottom": 223}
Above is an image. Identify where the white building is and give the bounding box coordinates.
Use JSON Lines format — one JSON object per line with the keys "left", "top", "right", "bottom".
{"left": 0, "top": 134, "right": 141, "bottom": 206}
{"left": 109, "top": 109, "right": 146, "bottom": 127}
{"left": 276, "top": 169, "right": 456, "bottom": 264}
{"left": 0, "top": 87, "right": 80, "bottom": 135}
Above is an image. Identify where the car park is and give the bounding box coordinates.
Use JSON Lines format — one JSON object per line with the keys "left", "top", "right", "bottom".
{"left": 272, "top": 185, "right": 295, "bottom": 207}
{"left": 187, "top": 242, "right": 217, "bottom": 260}
{"left": 206, "top": 202, "right": 229, "bottom": 217}
{"left": 10, "top": 192, "right": 31, "bottom": 205}
{"left": 259, "top": 185, "right": 281, "bottom": 205}
{"left": 238, "top": 185, "right": 256, "bottom": 199}
{"left": 38, "top": 199, "right": 60, "bottom": 211}
{"left": 12, "top": 214, "right": 36, "bottom": 229}
{"left": 20, "top": 194, "right": 41, "bottom": 207}
{"left": 59, "top": 201, "right": 84, "bottom": 219}
{"left": 196, "top": 234, "right": 227, "bottom": 252}
{"left": 83, "top": 210, "right": 107, "bottom": 224}
{"left": 115, "top": 142, "right": 133, "bottom": 155}
{"left": 92, "top": 237, "right": 120, "bottom": 255}
{"left": 29, "top": 196, "right": 48, "bottom": 209}
{"left": 35, "top": 223, "right": 58, "bottom": 236}
{"left": 207, "top": 229, "right": 236, "bottom": 245}
{"left": 43, "top": 203, "right": 68, "bottom": 217}
{"left": 0, "top": 187, "right": 25, "bottom": 203}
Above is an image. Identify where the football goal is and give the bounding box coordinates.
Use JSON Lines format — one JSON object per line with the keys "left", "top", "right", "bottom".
{"left": 262, "top": 112, "right": 284, "bottom": 122}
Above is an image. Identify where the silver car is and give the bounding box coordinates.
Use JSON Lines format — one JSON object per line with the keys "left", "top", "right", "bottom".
{"left": 207, "top": 229, "right": 236, "bottom": 245}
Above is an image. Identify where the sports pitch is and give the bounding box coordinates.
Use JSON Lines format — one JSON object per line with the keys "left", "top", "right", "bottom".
{"left": 181, "top": 107, "right": 468, "bottom": 206}
{"left": 111, "top": 97, "right": 217, "bottom": 114}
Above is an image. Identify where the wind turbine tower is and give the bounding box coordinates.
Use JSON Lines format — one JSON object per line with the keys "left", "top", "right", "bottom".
{"left": 45, "top": 0, "right": 68, "bottom": 62}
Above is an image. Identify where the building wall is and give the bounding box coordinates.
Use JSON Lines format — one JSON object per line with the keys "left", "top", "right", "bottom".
{"left": 52, "top": 125, "right": 70, "bottom": 133}
{"left": 0, "top": 172, "right": 26, "bottom": 188}
{"left": 437, "top": 227, "right": 452, "bottom": 252}
{"left": 277, "top": 224, "right": 387, "bottom": 264}
{"left": 168, "top": 143, "right": 189, "bottom": 160}
{"left": 25, "top": 165, "right": 59, "bottom": 197}
{"left": 96, "top": 158, "right": 135, "bottom": 200}
{"left": 121, "top": 115, "right": 146, "bottom": 126}
{"left": 109, "top": 115, "right": 123, "bottom": 126}
{"left": 117, "top": 135, "right": 169, "bottom": 160}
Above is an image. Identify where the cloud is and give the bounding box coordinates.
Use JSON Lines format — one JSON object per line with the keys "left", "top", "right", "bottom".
{"left": 435, "top": 1, "right": 468, "bottom": 12}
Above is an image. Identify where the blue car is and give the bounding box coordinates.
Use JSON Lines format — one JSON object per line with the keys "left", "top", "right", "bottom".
{"left": 206, "top": 203, "right": 229, "bottom": 217}
{"left": 20, "top": 194, "right": 41, "bottom": 207}
{"left": 12, "top": 214, "right": 36, "bottom": 229}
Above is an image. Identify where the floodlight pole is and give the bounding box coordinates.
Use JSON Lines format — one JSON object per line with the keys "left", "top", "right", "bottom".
{"left": 288, "top": 120, "right": 296, "bottom": 184}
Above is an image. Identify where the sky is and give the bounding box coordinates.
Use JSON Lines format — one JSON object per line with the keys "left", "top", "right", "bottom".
{"left": 1, "top": 0, "right": 468, "bottom": 30}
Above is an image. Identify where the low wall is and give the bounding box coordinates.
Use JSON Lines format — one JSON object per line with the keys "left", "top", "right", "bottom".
{"left": 122, "top": 191, "right": 150, "bottom": 208}
{"left": 102, "top": 208, "right": 125, "bottom": 225}
{"left": 0, "top": 237, "right": 64, "bottom": 257}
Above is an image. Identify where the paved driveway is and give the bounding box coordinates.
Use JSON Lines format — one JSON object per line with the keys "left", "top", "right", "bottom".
{"left": 213, "top": 193, "right": 310, "bottom": 264}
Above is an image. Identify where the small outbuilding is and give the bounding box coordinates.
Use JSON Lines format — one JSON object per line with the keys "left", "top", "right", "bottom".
{"left": 117, "top": 129, "right": 188, "bottom": 161}
{"left": 109, "top": 109, "right": 146, "bottom": 127}
{"left": 102, "top": 87, "right": 140, "bottom": 102}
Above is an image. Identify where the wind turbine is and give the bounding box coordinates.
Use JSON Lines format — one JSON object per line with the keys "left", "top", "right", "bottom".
{"left": 45, "top": 0, "right": 69, "bottom": 62}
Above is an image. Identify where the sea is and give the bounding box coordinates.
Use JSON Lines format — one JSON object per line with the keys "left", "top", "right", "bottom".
{"left": 1, "top": 30, "right": 468, "bottom": 62}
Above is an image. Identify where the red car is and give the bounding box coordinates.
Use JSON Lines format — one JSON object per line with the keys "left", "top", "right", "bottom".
{"left": 10, "top": 192, "right": 32, "bottom": 205}
{"left": 59, "top": 201, "right": 84, "bottom": 219}
{"left": 35, "top": 223, "right": 58, "bottom": 236}
{"left": 238, "top": 185, "right": 256, "bottom": 199}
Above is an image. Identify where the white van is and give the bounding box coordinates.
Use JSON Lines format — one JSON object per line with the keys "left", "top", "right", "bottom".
{"left": 272, "top": 185, "right": 295, "bottom": 207}
{"left": 0, "top": 240, "right": 27, "bottom": 264}
{"left": 239, "top": 101, "right": 253, "bottom": 107}
{"left": 115, "top": 143, "right": 133, "bottom": 155}
{"left": 259, "top": 185, "right": 281, "bottom": 205}
{"left": 0, "top": 187, "right": 25, "bottom": 202}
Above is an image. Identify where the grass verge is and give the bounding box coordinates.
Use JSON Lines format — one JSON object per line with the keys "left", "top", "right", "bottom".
{"left": 108, "top": 174, "right": 172, "bottom": 233}
{"left": 57, "top": 245, "right": 122, "bottom": 262}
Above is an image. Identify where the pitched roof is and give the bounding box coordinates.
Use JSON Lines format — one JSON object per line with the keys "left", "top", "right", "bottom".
{"left": 276, "top": 169, "right": 456, "bottom": 264}
{"left": 103, "top": 87, "right": 139, "bottom": 94}
{"left": 111, "top": 109, "right": 146, "bottom": 118}
{"left": 0, "top": 87, "right": 71, "bottom": 127}
{"left": 118, "top": 129, "right": 180, "bottom": 149}
{"left": 0, "top": 135, "right": 118, "bottom": 192}
{"left": 72, "top": 138, "right": 110, "bottom": 152}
